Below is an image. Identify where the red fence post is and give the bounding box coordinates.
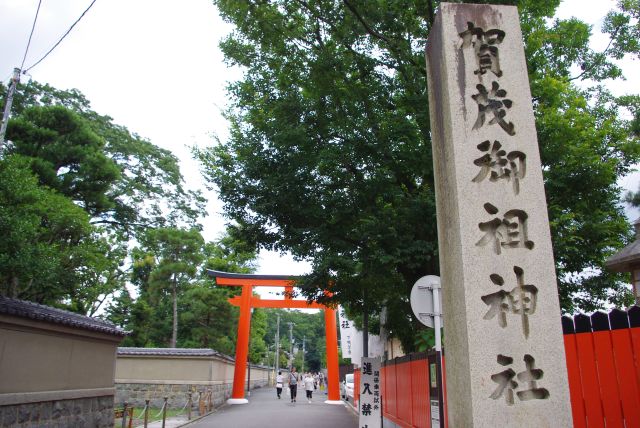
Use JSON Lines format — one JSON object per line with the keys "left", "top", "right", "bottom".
{"left": 396, "top": 355, "right": 412, "bottom": 425}
{"left": 591, "top": 311, "right": 624, "bottom": 426}
{"left": 381, "top": 363, "right": 386, "bottom": 420}
{"left": 629, "top": 307, "right": 640, "bottom": 390}
{"left": 389, "top": 359, "right": 397, "bottom": 420}
{"left": 574, "top": 314, "right": 605, "bottom": 428}
{"left": 609, "top": 308, "right": 640, "bottom": 426}
{"left": 562, "top": 316, "right": 586, "bottom": 428}
{"left": 410, "top": 353, "right": 429, "bottom": 428}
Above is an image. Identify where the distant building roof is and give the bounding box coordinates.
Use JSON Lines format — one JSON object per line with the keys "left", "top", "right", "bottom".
{"left": 605, "top": 217, "right": 640, "bottom": 272}
{"left": 0, "top": 296, "right": 126, "bottom": 336}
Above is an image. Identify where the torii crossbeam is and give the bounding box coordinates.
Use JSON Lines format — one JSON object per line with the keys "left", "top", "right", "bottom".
{"left": 207, "top": 270, "right": 341, "bottom": 405}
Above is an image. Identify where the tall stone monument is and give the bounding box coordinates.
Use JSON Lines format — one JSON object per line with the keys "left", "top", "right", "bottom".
{"left": 425, "top": 3, "right": 573, "bottom": 426}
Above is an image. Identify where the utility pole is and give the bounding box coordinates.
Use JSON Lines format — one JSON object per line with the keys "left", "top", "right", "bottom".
{"left": 0, "top": 67, "right": 21, "bottom": 153}
{"left": 302, "top": 335, "right": 306, "bottom": 373}
{"left": 275, "top": 313, "right": 280, "bottom": 374}
{"left": 363, "top": 288, "right": 369, "bottom": 358}
{"left": 288, "top": 322, "right": 294, "bottom": 369}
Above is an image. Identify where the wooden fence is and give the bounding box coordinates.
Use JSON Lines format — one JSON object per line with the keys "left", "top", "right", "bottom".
{"left": 380, "top": 352, "right": 436, "bottom": 428}
{"left": 562, "top": 306, "right": 640, "bottom": 427}
{"left": 378, "top": 306, "right": 640, "bottom": 428}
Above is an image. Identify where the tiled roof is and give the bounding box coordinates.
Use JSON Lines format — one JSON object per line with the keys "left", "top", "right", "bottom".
{"left": 0, "top": 296, "right": 126, "bottom": 336}
{"left": 117, "top": 347, "right": 233, "bottom": 360}
{"left": 117, "top": 347, "right": 272, "bottom": 369}
{"left": 605, "top": 239, "right": 640, "bottom": 271}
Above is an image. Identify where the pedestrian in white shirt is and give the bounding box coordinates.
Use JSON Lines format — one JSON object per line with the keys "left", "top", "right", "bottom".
{"left": 276, "top": 371, "right": 284, "bottom": 399}
{"left": 304, "top": 373, "right": 315, "bottom": 403}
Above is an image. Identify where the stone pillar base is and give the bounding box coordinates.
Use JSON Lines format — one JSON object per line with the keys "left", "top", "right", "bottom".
{"left": 226, "top": 398, "right": 248, "bottom": 405}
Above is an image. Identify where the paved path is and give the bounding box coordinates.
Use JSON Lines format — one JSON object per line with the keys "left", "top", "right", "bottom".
{"left": 183, "top": 387, "right": 358, "bottom": 428}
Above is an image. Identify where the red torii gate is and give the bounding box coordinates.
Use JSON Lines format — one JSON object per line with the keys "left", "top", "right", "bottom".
{"left": 207, "top": 270, "right": 342, "bottom": 404}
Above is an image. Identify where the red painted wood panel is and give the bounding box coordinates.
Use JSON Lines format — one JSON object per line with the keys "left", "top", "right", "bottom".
{"left": 632, "top": 327, "right": 640, "bottom": 391}
{"left": 410, "top": 359, "right": 430, "bottom": 428}
{"left": 592, "top": 330, "right": 624, "bottom": 426}
{"left": 397, "top": 361, "right": 413, "bottom": 425}
{"left": 381, "top": 366, "right": 387, "bottom": 417}
{"left": 610, "top": 328, "right": 640, "bottom": 426}
{"left": 564, "top": 334, "right": 587, "bottom": 428}
{"left": 575, "top": 332, "right": 605, "bottom": 427}
{"left": 380, "top": 321, "right": 639, "bottom": 428}
{"left": 387, "top": 363, "right": 397, "bottom": 418}
{"left": 384, "top": 412, "right": 413, "bottom": 428}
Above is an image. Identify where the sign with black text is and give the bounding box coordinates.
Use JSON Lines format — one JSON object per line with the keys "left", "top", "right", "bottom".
{"left": 359, "top": 357, "right": 381, "bottom": 428}
{"left": 338, "top": 306, "right": 354, "bottom": 358}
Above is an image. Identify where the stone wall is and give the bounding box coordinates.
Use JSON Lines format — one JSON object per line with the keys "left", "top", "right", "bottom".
{"left": 115, "top": 378, "right": 269, "bottom": 410}
{"left": 0, "top": 296, "right": 125, "bottom": 428}
{"left": 115, "top": 348, "right": 271, "bottom": 410}
{"left": 0, "top": 395, "right": 114, "bottom": 428}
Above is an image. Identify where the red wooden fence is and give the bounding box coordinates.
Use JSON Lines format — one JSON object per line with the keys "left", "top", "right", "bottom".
{"left": 381, "top": 353, "right": 432, "bottom": 428}
{"left": 378, "top": 305, "right": 640, "bottom": 428}
{"left": 562, "top": 306, "right": 640, "bottom": 427}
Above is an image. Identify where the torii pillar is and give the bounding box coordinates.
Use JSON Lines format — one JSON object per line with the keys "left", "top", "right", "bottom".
{"left": 208, "top": 270, "right": 341, "bottom": 405}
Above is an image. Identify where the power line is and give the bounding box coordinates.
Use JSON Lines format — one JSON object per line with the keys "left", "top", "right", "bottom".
{"left": 24, "top": 0, "right": 99, "bottom": 73}
{"left": 20, "top": 0, "right": 43, "bottom": 70}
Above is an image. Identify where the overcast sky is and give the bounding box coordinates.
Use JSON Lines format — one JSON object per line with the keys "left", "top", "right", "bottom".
{"left": 1, "top": 0, "right": 638, "bottom": 278}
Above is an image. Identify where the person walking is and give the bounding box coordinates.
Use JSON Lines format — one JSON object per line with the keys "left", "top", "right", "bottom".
{"left": 288, "top": 367, "right": 298, "bottom": 403}
{"left": 304, "top": 372, "right": 315, "bottom": 403}
{"left": 276, "top": 371, "right": 284, "bottom": 399}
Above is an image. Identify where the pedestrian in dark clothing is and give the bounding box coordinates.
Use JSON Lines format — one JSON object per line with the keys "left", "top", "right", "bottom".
{"left": 289, "top": 367, "right": 298, "bottom": 403}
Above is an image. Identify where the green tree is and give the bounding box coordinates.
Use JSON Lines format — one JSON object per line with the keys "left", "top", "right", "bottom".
{"left": 117, "top": 229, "right": 259, "bottom": 350}
{"left": 262, "top": 309, "right": 325, "bottom": 371}
{"left": 3, "top": 81, "right": 206, "bottom": 236}
{"left": 627, "top": 189, "right": 640, "bottom": 208}
{"left": 178, "top": 285, "right": 238, "bottom": 353}
{"left": 0, "top": 154, "right": 122, "bottom": 312}
{"left": 6, "top": 105, "right": 121, "bottom": 216}
{"left": 198, "top": 0, "right": 639, "bottom": 350}
{"left": 176, "top": 228, "right": 260, "bottom": 352}
{"left": 137, "top": 227, "right": 205, "bottom": 347}
{"left": 248, "top": 308, "right": 268, "bottom": 363}
{"left": 0, "top": 80, "right": 206, "bottom": 316}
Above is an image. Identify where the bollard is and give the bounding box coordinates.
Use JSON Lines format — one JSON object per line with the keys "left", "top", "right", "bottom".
{"left": 198, "top": 390, "right": 205, "bottom": 415}
{"left": 144, "top": 399, "right": 150, "bottom": 428}
{"left": 121, "top": 402, "right": 128, "bottom": 428}
{"left": 161, "top": 397, "right": 168, "bottom": 428}
{"left": 187, "top": 392, "right": 192, "bottom": 420}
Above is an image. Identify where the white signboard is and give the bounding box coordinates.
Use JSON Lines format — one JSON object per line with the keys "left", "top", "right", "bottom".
{"left": 350, "top": 330, "right": 385, "bottom": 362}
{"left": 338, "top": 306, "right": 354, "bottom": 358}
{"left": 430, "top": 400, "right": 440, "bottom": 428}
{"left": 359, "top": 357, "right": 381, "bottom": 428}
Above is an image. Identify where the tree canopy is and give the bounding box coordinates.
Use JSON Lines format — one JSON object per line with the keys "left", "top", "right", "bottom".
{"left": 197, "top": 0, "right": 640, "bottom": 351}
{"left": 3, "top": 81, "right": 206, "bottom": 236}
{"left": 0, "top": 81, "right": 206, "bottom": 315}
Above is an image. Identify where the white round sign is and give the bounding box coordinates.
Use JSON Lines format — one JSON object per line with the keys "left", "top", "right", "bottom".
{"left": 410, "top": 275, "right": 442, "bottom": 328}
